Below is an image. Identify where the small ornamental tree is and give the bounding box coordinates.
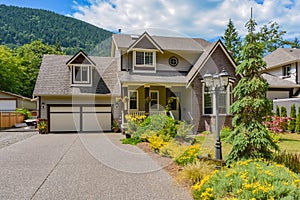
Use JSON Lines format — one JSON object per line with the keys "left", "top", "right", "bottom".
{"left": 280, "top": 106, "right": 287, "bottom": 117}
{"left": 275, "top": 105, "right": 280, "bottom": 117}
{"left": 288, "top": 104, "right": 296, "bottom": 132}
{"left": 295, "top": 107, "right": 300, "bottom": 133}
{"left": 226, "top": 17, "right": 279, "bottom": 165}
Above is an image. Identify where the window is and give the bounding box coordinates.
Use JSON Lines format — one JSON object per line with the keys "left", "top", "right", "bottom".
{"left": 150, "top": 91, "right": 159, "bottom": 110}
{"left": 204, "top": 86, "right": 213, "bottom": 114}
{"left": 169, "top": 56, "right": 178, "bottom": 67}
{"left": 283, "top": 65, "right": 291, "bottom": 76}
{"left": 129, "top": 91, "right": 138, "bottom": 110}
{"left": 73, "top": 66, "right": 91, "bottom": 84}
{"left": 136, "top": 52, "right": 153, "bottom": 65}
{"left": 203, "top": 83, "right": 232, "bottom": 115}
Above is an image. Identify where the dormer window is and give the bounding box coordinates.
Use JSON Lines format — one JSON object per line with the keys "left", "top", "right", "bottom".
{"left": 72, "top": 65, "right": 92, "bottom": 85}
{"left": 133, "top": 51, "right": 156, "bottom": 72}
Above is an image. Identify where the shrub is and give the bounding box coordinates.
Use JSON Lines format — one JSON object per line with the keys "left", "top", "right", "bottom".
{"left": 176, "top": 121, "right": 193, "bottom": 140}
{"left": 177, "top": 160, "right": 215, "bottom": 186}
{"left": 295, "top": 107, "right": 300, "bottom": 133}
{"left": 275, "top": 105, "right": 280, "bottom": 117}
{"left": 288, "top": 104, "right": 296, "bottom": 133}
{"left": 121, "top": 137, "right": 143, "bottom": 145}
{"left": 263, "top": 116, "right": 290, "bottom": 133}
{"left": 16, "top": 108, "right": 32, "bottom": 119}
{"left": 273, "top": 151, "right": 300, "bottom": 174}
{"left": 175, "top": 144, "right": 201, "bottom": 166}
{"left": 281, "top": 106, "right": 287, "bottom": 117}
{"left": 148, "top": 135, "right": 167, "bottom": 151}
{"left": 192, "top": 160, "right": 300, "bottom": 200}
{"left": 125, "top": 114, "right": 147, "bottom": 135}
{"left": 159, "top": 140, "right": 188, "bottom": 159}
{"left": 220, "top": 126, "right": 231, "bottom": 139}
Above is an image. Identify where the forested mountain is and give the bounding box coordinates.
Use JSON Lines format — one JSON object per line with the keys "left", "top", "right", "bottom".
{"left": 0, "top": 4, "right": 112, "bottom": 55}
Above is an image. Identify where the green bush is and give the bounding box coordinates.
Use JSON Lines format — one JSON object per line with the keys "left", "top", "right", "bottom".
{"left": 121, "top": 137, "right": 143, "bottom": 145}
{"left": 295, "top": 107, "right": 300, "bottom": 133}
{"left": 220, "top": 126, "right": 231, "bottom": 139}
{"left": 176, "top": 121, "right": 193, "bottom": 140}
{"left": 16, "top": 108, "right": 32, "bottom": 119}
{"left": 288, "top": 104, "right": 296, "bottom": 132}
{"left": 273, "top": 151, "right": 300, "bottom": 174}
{"left": 275, "top": 105, "right": 280, "bottom": 117}
{"left": 192, "top": 160, "right": 300, "bottom": 200}
{"left": 281, "top": 106, "right": 287, "bottom": 117}
{"left": 175, "top": 144, "right": 201, "bottom": 166}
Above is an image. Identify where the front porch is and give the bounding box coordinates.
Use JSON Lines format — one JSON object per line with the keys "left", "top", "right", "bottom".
{"left": 116, "top": 84, "right": 194, "bottom": 131}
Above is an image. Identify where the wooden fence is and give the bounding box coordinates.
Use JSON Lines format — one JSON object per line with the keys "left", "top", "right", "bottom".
{"left": 0, "top": 112, "right": 25, "bottom": 129}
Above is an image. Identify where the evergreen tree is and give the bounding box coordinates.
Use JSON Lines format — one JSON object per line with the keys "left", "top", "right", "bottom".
{"left": 226, "top": 16, "right": 279, "bottom": 164}
{"left": 221, "top": 19, "right": 242, "bottom": 64}
{"left": 295, "top": 107, "right": 300, "bottom": 133}
{"left": 275, "top": 105, "right": 280, "bottom": 117}
{"left": 280, "top": 106, "right": 287, "bottom": 117}
{"left": 288, "top": 104, "right": 296, "bottom": 133}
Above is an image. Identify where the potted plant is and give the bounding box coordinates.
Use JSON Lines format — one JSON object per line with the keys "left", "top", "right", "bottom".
{"left": 38, "top": 120, "right": 47, "bottom": 134}
{"left": 112, "top": 119, "right": 120, "bottom": 133}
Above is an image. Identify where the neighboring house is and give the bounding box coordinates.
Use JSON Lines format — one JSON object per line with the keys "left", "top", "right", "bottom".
{"left": 0, "top": 90, "right": 36, "bottom": 112}
{"left": 263, "top": 48, "right": 300, "bottom": 100}
{"left": 34, "top": 32, "right": 237, "bottom": 133}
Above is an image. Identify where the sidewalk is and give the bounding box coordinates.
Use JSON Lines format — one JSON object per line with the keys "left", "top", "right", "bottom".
{"left": 0, "top": 133, "right": 192, "bottom": 200}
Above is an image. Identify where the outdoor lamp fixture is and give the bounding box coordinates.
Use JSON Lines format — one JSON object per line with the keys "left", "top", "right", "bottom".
{"left": 203, "top": 69, "right": 230, "bottom": 160}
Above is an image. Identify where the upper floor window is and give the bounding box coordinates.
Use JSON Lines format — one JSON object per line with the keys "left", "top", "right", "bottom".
{"left": 282, "top": 65, "right": 291, "bottom": 77}
{"left": 133, "top": 51, "right": 156, "bottom": 72}
{"left": 72, "top": 65, "right": 91, "bottom": 84}
{"left": 136, "top": 52, "right": 153, "bottom": 65}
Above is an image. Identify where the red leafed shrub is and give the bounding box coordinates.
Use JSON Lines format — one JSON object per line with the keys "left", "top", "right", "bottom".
{"left": 263, "top": 116, "right": 292, "bottom": 133}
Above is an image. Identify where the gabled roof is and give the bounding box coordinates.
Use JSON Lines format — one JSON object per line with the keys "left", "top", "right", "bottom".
{"left": 127, "top": 32, "right": 163, "bottom": 53}
{"left": 186, "top": 39, "right": 236, "bottom": 87}
{"left": 264, "top": 48, "right": 300, "bottom": 69}
{"left": 66, "top": 50, "right": 96, "bottom": 66}
{"left": 0, "top": 90, "right": 32, "bottom": 101}
{"left": 34, "top": 55, "right": 120, "bottom": 96}
{"left": 113, "top": 33, "right": 210, "bottom": 52}
{"left": 261, "top": 73, "right": 300, "bottom": 88}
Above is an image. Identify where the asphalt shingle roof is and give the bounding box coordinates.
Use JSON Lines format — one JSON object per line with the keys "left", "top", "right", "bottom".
{"left": 33, "top": 55, "right": 119, "bottom": 96}
{"left": 264, "top": 48, "right": 300, "bottom": 69}
{"left": 261, "top": 73, "right": 300, "bottom": 88}
{"left": 113, "top": 33, "right": 211, "bottom": 51}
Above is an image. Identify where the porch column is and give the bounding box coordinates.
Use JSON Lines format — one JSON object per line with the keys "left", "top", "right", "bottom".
{"left": 145, "top": 86, "right": 149, "bottom": 114}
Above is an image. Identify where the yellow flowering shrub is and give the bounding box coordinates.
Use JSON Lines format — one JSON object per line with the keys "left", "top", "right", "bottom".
{"left": 125, "top": 114, "right": 147, "bottom": 135}
{"left": 148, "top": 135, "right": 168, "bottom": 151}
{"left": 159, "top": 140, "right": 189, "bottom": 159}
{"left": 175, "top": 144, "right": 201, "bottom": 166}
{"left": 192, "top": 159, "right": 300, "bottom": 200}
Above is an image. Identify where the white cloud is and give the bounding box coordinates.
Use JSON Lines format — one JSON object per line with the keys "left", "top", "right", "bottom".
{"left": 72, "top": 0, "right": 300, "bottom": 40}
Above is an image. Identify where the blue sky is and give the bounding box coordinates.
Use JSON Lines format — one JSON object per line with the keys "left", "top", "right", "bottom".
{"left": 1, "top": 0, "right": 300, "bottom": 40}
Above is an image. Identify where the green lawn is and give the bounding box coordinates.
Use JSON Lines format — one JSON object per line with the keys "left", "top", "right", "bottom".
{"left": 196, "top": 133, "right": 300, "bottom": 158}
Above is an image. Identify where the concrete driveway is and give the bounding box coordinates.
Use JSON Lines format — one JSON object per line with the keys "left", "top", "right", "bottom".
{"left": 0, "top": 133, "right": 192, "bottom": 200}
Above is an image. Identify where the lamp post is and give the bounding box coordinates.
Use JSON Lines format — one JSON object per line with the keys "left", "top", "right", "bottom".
{"left": 203, "top": 69, "right": 230, "bottom": 160}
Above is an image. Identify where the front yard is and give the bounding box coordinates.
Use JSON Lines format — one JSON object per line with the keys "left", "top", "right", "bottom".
{"left": 121, "top": 114, "right": 300, "bottom": 199}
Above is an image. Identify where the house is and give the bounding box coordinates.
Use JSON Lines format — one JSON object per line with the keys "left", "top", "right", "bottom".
{"left": 34, "top": 32, "right": 237, "bottom": 133}
{"left": 263, "top": 48, "right": 300, "bottom": 99}
{"left": 0, "top": 90, "right": 36, "bottom": 112}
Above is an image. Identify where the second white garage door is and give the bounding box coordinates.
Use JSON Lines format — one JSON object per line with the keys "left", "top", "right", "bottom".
{"left": 49, "top": 105, "right": 112, "bottom": 133}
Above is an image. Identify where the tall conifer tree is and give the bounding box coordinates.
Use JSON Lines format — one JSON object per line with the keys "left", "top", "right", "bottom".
{"left": 226, "top": 13, "right": 279, "bottom": 164}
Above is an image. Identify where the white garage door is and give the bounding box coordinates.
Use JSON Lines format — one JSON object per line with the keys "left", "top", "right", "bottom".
{"left": 0, "top": 100, "right": 17, "bottom": 112}
{"left": 49, "top": 105, "right": 112, "bottom": 133}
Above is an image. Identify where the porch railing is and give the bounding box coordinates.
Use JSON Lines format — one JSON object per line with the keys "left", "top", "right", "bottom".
{"left": 128, "top": 111, "right": 146, "bottom": 117}
{"left": 149, "top": 110, "right": 167, "bottom": 115}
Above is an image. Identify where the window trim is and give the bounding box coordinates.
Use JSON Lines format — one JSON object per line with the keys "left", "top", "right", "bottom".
{"left": 129, "top": 90, "right": 138, "bottom": 111}
{"left": 72, "top": 65, "right": 92, "bottom": 85}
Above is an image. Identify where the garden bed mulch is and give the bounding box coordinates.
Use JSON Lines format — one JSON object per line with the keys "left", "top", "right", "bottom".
{"left": 136, "top": 142, "right": 191, "bottom": 193}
